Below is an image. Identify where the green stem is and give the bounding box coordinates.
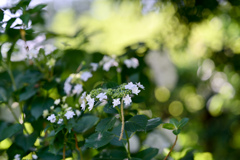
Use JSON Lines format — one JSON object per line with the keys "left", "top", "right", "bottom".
{"left": 74, "top": 132, "right": 83, "bottom": 160}
{"left": 119, "top": 99, "right": 124, "bottom": 141}
{"left": 164, "top": 135, "right": 178, "bottom": 160}
{"left": 6, "top": 104, "right": 19, "bottom": 123}
{"left": 117, "top": 69, "right": 122, "bottom": 85}
{"left": 7, "top": 67, "right": 17, "bottom": 91}
{"left": 125, "top": 130, "right": 131, "bottom": 158}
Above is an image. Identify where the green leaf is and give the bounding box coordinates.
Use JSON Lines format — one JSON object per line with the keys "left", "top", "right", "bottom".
{"left": 19, "top": 85, "right": 38, "bottom": 101}
{"left": 30, "top": 4, "right": 47, "bottom": 13}
{"left": 103, "top": 102, "right": 118, "bottom": 114}
{"left": 85, "top": 131, "right": 115, "bottom": 149}
{"left": 0, "top": 11, "right": 3, "bottom": 21}
{"left": 110, "top": 124, "right": 131, "bottom": 146}
{"left": 7, "top": 41, "right": 17, "bottom": 64}
{"left": 31, "top": 97, "right": 54, "bottom": 120}
{"left": 0, "top": 123, "right": 22, "bottom": 141}
{"left": 125, "top": 115, "right": 148, "bottom": 132}
{"left": 177, "top": 118, "right": 189, "bottom": 129}
{"left": 93, "top": 149, "right": 128, "bottom": 160}
{"left": 162, "top": 123, "right": 175, "bottom": 130}
{"left": 146, "top": 117, "right": 163, "bottom": 131}
{"left": 170, "top": 118, "right": 179, "bottom": 128}
{"left": 15, "top": 132, "right": 38, "bottom": 151}
{"left": 173, "top": 129, "right": 181, "bottom": 135}
{"left": 96, "top": 117, "right": 117, "bottom": 133}
{"left": 73, "top": 115, "right": 99, "bottom": 133}
{"left": 135, "top": 148, "right": 158, "bottom": 160}
{"left": 6, "top": 18, "right": 16, "bottom": 29}
{"left": 20, "top": 13, "right": 30, "bottom": 26}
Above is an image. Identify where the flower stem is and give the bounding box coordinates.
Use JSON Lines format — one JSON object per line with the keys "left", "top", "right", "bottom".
{"left": 164, "top": 135, "right": 178, "bottom": 160}
{"left": 125, "top": 130, "right": 131, "bottom": 158}
{"left": 119, "top": 99, "right": 124, "bottom": 141}
{"left": 74, "top": 132, "right": 83, "bottom": 160}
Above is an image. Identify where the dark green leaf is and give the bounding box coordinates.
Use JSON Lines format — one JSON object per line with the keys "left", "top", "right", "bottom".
{"left": 31, "top": 97, "right": 54, "bottom": 120}
{"left": 135, "top": 148, "right": 158, "bottom": 160}
{"left": 173, "top": 129, "right": 181, "bottom": 135}
{"left": 0, "top": 11, "right": 3, "bottom": 21}
{"left": 125, "top": 115, "right": 148, "bottom": 132}
{"left": 146, "top": 117, "right": 163, "bottom": 131}
{"left": 170, "top": 118, "right": 179, "bottom": 128}
{"left": 20, "top": 13, "right": 30, "bottom": 26}
{"left": 6, "top": 18, "right": 16, "bottom": 29}
{"left": 19, "top": 85, "right": 38, "bottom": 101}
{"left": 177, "top": 118, "right": 189, "bottom": 129}
{"left": 162, "top": 123, "right": 175, "bottom": 130}
{"left": 93, "top": 149, "right": 128, "bottom": 160}
{"left": 0, "top": 123, "right": 22, "bottom": 141}
{"left": 30, "top": 4, "right": 47, "bottom": 13}
{"left": 73, "top": 115, "right": 99, "bottom": 133}
{"left": 96, "top": 117, "right": 117, "bottom": 133}
{"left": 15, "top": 132, "right": 38, "bottom": 151}
{"left": 103, "top": 102, "right": 118, "bottom": 114}
{"left": 85, "top": 131, "right": 115, "bottom": 149}
{"left": 7, "top": 41, "right": 17, "bottom": 64}
{"left": 110, "top": 124, "right": 131, "bottom": 146}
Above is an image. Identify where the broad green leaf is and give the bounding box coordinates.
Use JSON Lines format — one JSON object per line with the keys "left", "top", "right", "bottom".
{"left": 170, "top": 118, "right": 179, "bottom": 128}
{"left": 135, "top": 148, "right": 158, "bottom": 160}
{"left": 93, "top": 149, "right": 127, "bottom": 160}
{"left": 15, "top": 132, "right": 38, "bottom": 151}
{"left": 73, "top": 115, "right": 99, "bottom": 133}
{"left": 146, "top": 117, "right": 163, "bottom": 131}
{"left": 96, "top": 117, "right": 117, "bottom": 133}
{"left": 110, "top": 124, "right": 131, "bottom": 146}
{"left": 177, "top": 118, "right": 189, "bottom": 129}
{"left": 19, "top": 85, "right": 38, "bottom": 101}
{"left": 37, "top": 147, "right": 62, "bottom": 160}
{"left": 103, "top": 102, "right": 118, "bottom": 114}
{"left": 162, "top": 123, "right": 175, "bottom": 130}
{"left": 173, "top": 129, "right": 181, "bottom": 135}
{"left": 31, "top": 97, "right": 54, "bottom": 120}
{"left": 85, "top": 131, "right": 115, "bottom": 149}
{"left": 125, "top": 115, "right": 148, "bottom": 132}
{"left": 30, "top": 4, "right": 47, "bottom": 13}
{"left": 20, "top": 13, "right": 30, "bottom": 26}
{"left": 6, "top": 18, "right": 16, "bottom": 29}
{"left": 0, "top": 123, "right": 22, "bottom": 141}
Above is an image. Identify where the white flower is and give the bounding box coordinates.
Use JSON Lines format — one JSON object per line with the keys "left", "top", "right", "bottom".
{"left": 124, "top": 58, "right": 139, "bottom": 68}
{"left": 14, "top": 154, "right": 21, "bottom": 160}
{"left": 47, "top": 114, "right": 56, "bottom": 123}
{"left": 54, "top": 99, "right": 60, "bottom": 105}
{"left": 76, "top": 110, "right": 81, "bottom": 116}
{"left": 96, "top": 92, "right": 107, "bottom": 101}
{"left": 112, "top": 98, "right": 121, "bottom": 107}
{"left": 57, "top": 118, "right": 63, "bottom": 124}
{"left": 131, "top": 86, "right": 140, "bottom": 95}
{"left": 87, "top": 98, "right": 95, "bottom": 111}
{"left": 123, "top": 95, "right": 132, "bottom": 106}
{"left": 32, "top": 154, "right": 38, "bottom": 159}
{"left": 27, "top": 49, "right": 38, "bottom": 59}
{"left": 72, "top": 84, "right": 83, "bottom": 95}
{"left": 90, "top": 63, "right": 98, "bottom": 71}
{"left": 81, "top": 100, "right": 86, "bottom": 111}
{"left": 100, "top": 56, "right": 118, "bottom": 71}
{"left": 136, "top": 82, "right": 145, "bottom": 89}
{"left": 50, "top": 106, "right": 54, "bottom": 110}
{"left": 81, "top": 72, "right": 92, "bottom": 82}
{"left": 46, "top": 58, "right": 56, "bottom": 68}
{"left": 64, "top": 82, "right": 72, "bottom": 95}
{"left": 64, "top": 110, "right": 76, "bottom": 119}
{"left": 81, "top": 92, "right": 86, "bottom": 99}
{"left": 125, "top": 82, "right": 136, "bottom": 90}
{"left": 43, "top": 109, "right": 49, "bottom": 118}
{"left": 86, "top": 94, "right": 91, "bottom": 101}
{"left": 62, "top": 96, "right": 67, "bottom": 102}
{"left": 62, "top": 103, "right": 68, "bottom": 109}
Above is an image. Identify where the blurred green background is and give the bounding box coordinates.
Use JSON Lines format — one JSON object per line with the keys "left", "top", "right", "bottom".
{"left": 1, "top": 0, "right": 240, "bottom": 159}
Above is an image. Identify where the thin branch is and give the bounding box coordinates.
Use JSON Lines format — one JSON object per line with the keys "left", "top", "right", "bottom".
{"left": 164, "top": 135, "right": 178, "bottom": 160}
{"left": 74, "top": 132, "right": 83, "bottom": 160}
{"left": 119, "top": 99, "right": 124, "bottom": 141}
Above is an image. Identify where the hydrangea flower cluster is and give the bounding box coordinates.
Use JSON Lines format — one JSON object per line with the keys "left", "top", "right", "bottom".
{"left": 44, "top": 97, "right": 81, "bottom": 124}
{"left": 79, "top": 82, "right": 144, "bottom": 111}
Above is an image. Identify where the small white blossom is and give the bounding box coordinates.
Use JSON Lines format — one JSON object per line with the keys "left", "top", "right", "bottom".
{"left": 86, "top": 94, "right": 91, "bottom": 101}
{"left": 50, "top": 106, "right": 54, "bottom": 110}
{"left": 72, "top": 84, "right": 83, "bottom": 95}
{"left": 81, "top": 72, "right": 92, "bottom": 82}
{"left": 47, "top": 114, "right": 56, "bottom": 123}
{"left": 57, "top": 118, "right": 63, "bottom": 124}
{"left": 125, "top": 82, "right": 136, "bottom": 90}
{"left": 100, "top": 56, "right": 118, "bottom": 71}
{"left": 123, "top": 95, "right": 132, "bottom": 106}
{"left": 54, "top": 99, "right": 60, "bottom": 105}
{"left": 64, "top": 83, "right": 72, "bottom": 95}
{"left": 90, "top": 63, "right": 98, "bottom": 71}
{"left": 124, "top": 58, "right": 139, "bottom": 68}
{"left": 112, "top": 98, "right": 121, "bottom": 107}
{"left": 43, "top": 109, "right": 49, "bottom": 118}
{"left": 64, "top": 110, "right": 76, "bottom": 119}
{"left": 81, "top": 100, "right": 86, "bottom": 111}
{"left": 76, "top": 110, "right": 81, "bottom": 116}
{"left": 62, "top": 96, "right": 67, "bottom": 102}
{"left": 27, "top": 49, "right": 38, "bottom": 59}
{"left": 14, "top": 154, "right": 21, "bottom": 160}
{"left": 81, "top": 92, "right": 86, "bottom": 99}
{"left": 32, "top": 154, "right": 38, "bottom": 159}
{"left": 136, "top": 82, "right": 145, "bottom": 89}
{"left": 131, "top": 86, "right": 140, "bottom": 95}
{"left": 96, "top": 92, "right": 107, "bottom": 101}
{"left": 87, "top": 98, "right": 95, "bottom": 111}
{"left": 62, "top": 103, "right": 68, "bottom": 109}
{"left": 46, "top": 58, "right": 56, "bottom": 69}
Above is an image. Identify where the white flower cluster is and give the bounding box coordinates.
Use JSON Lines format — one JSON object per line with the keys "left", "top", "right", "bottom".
{"left": 124, "top": 57, "right": 139, "bottom": 69}
{"left": 44, "top": 97, "right": 81, "bottom": 124}
{"left": 64, "top": 71, "right": 92, "bottom": 96}
{"left": 99, "top": 56, "right": 119, "bottom": 71}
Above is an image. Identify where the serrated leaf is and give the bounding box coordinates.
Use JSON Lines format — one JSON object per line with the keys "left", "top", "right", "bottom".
{"left": 135, "top": 148, "right": 158, "bottom": 160}
{"left": 0, "top": 123, "right": 22, "bottom": 141}
{"left": 173, "top": 129, "right": 181, "bottom": 135}
{"left": 162, "top": 123, "right": 175, "bottom": 130}
{"left": 85, "top": 132, "right": 115, "bottom": 149}
{"left": 31, "top": 97, "right": 54, "bottom": 120}
{"left": 125, "top": 115, "right": 148, "bottom": 132}
{"left": 96, "top": 117, "right": 117, "bottom": 133}
{"left": 146, "top": 117, "right": 163, "bottom": 131}
{"left": 73, "top": 115, "right": 99, "bottom": 133}
{"left": 177, "top": 118, "right": 189, "bottom": 129}
{"left": 170, "top": 118, "right": 179, "bottom": 128}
